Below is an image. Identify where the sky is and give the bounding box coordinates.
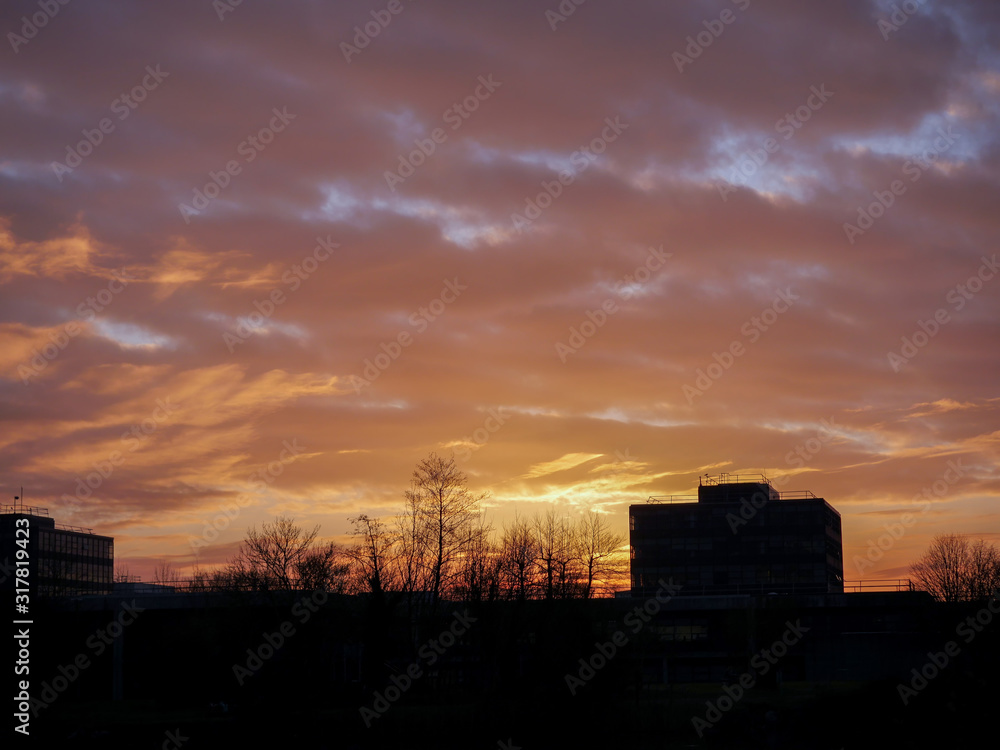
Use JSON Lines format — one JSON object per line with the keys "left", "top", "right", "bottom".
{"left": 1, "top": 0, "right": 998, "bottom": 585}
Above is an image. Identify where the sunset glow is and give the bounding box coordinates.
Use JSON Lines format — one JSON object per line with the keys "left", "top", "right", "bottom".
{"left": 2, "top": 0, "right": 998, "bottom": 587}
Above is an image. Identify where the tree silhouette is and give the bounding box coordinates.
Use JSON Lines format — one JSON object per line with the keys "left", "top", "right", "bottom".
{"left": 401, "top": 452, "right": 487, "bottom": 607}
{"left": 576, "top": 511, "right": 627, "bottom": 599}
{"left": 910, "top": 534, "right": 1000, "bottom": 602}
{"left": 215, "top": 515, "right": 342, "bottom": 592}
{"left": 499, "top": 513, "right": 539, "bottom": 602}
{"left": 113, "top": 562, "right": 137, "bottom": 583}
{"left": 534, "top": 508, "right": 578, "bottom": 599}
{"left": 152, "top": 560, "right": 178, "bottom": 585}
{"left": 455, "top": 515, "right": 502, "bottom": 604}
{"left": 341, "top": 459, "right": 630, "bottom": 605}
{"left": 295, "top": 542, "right": 350, "bottom": 593}
{"left": 346, "top": 513, "right": 399, "bottom": 600}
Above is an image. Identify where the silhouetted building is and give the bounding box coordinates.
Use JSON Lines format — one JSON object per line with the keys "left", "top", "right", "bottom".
{"left": 0, "top": 504, "right": 113, "bottom": 596}
{"left": 630, "top": 473, "right": 843, "bottom": 596}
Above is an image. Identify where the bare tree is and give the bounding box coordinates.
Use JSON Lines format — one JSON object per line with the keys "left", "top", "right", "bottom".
{"left": 339, "top": 469, "right": 630, "bottom": 606}
{"left": 188, "top": 564, "right": 212, "bottom": 592}
{"left": 152, "top": 560, "right": 178, "bottom": 585}
{"left": 533, "top": 508, "right": 579, "bottom": 600}
{"left": 910, "top": 534, "right": 1000, "bottom": 602}
{"left": 395, "top": 491, "right": 431, "bottom": 600}
{"left": 402, "top": 453, "right": 487, "bottom": 606}
{"left": 295, "top": 542, "right": 350, "bottom": 593}
{"left": 346, "top": 514, "right": 399, "bottom": 599}
{"left": 498, "top": 514, "right": 538, "bottom": 602}
{"left": 113, "top": 562, "right": 137, "bottom": 583}
{"left": 218, "top": 515, "right": 320, "bottom": 591}
{"left": 576, "top": 511, "right": 627, "bottom": 599}
{"left": 967, "top": 538, "right": 1000, "bottom": 600}
{"left": 455, "top": 515, "right": 502, "bottom": 605}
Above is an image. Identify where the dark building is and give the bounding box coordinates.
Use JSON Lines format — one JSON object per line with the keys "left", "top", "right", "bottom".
{"left": 1, "top": 503, "right": 114, "bottom": 597}
{"left": 630, "top": 473, "right": 843, "bottom": 596}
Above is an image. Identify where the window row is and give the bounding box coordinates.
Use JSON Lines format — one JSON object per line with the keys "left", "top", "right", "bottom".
{"left": 634, "top": 564, "right": 831, "bottom": 586}
{"left": 653, "top": 618, "right": 709, "bottom": 642}
{"left": 38, "top": 531, "right": 113, "bottom": 559}
{"left": 39, "top": 559, "right": 113, "bottom": 584}
{"left": 634, "top": 537, "right": 826, "bottom": 553}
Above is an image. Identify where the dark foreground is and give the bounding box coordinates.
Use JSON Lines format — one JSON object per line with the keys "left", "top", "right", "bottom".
{"left": 14, "top": 590, "right": 1000, "bottom": 748}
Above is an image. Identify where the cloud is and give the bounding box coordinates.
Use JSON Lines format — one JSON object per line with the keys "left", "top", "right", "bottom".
{"left": 0, "top": 218, "right": 109, "bottom": 282}
{"left": 0, "top": 0, "right": 998, "bottom": 581}
{"left": 521, "top": 453, "right": 604, "bottom": 479}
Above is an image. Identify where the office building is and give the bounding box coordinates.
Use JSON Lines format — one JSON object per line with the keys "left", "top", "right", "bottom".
{"left": 630, "top": 473, "right": 843, "bottom": 596}
{"left": 1, "top": 503, "right": 114, "bottom": 597}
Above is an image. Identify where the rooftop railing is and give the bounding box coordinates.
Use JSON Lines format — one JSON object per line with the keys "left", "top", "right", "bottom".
{"left": 55, "top": 523, "right": 97, "bottom": 534}
{"left": 624, "top": 579, "right": 916, "bottom": 597}
{"left": 776, "top": 490, "right": 817, "bottom": 499}
{"left": 0, "top": 504, "right": 49, "bottom": 516}
{"left": 702, "top": 472, "right": 770, "bottom": 486}
{"left": 842, "top": 579, "right": 915, "bottom": 593}
{"left": 1, "top": 505, "right": 98, "bottom": 533}
{"left": 647, "top": 489, "right": 817, "bottom": 503}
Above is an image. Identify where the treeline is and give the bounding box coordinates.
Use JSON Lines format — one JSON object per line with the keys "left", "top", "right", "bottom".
{"left": 176, "top": 453, "right": 627, "bottom": 604}
{"left": 910, "top": 534, "right": 1000, "bottom": 602}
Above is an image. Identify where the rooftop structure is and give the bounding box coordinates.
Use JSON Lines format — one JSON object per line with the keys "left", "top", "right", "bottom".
{"left": 630, "top": 473, "right": 843, "bottom": 597}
